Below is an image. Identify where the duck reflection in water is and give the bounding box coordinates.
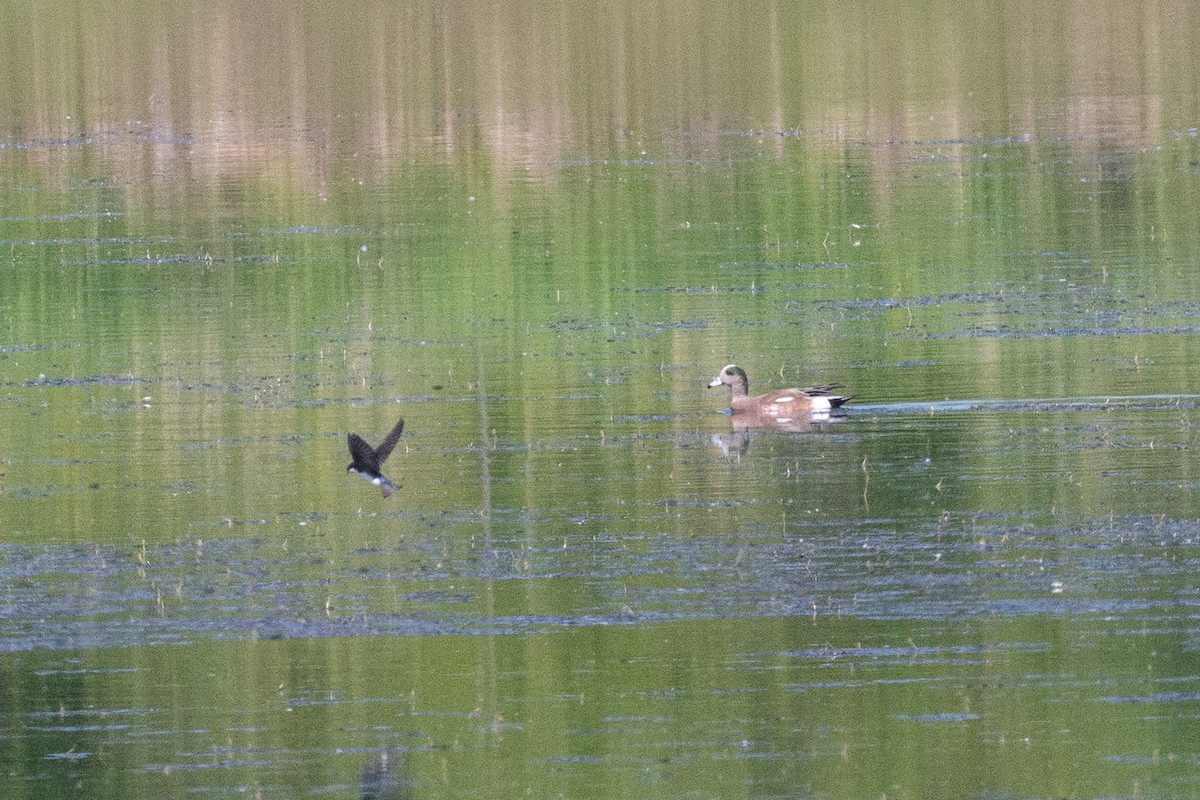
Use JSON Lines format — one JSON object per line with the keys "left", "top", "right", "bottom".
{"left": 360, "top": 748, "right": 411, "bottom": 800}
{"left": 710, "top": 412, "right": 851, "bottom": 457}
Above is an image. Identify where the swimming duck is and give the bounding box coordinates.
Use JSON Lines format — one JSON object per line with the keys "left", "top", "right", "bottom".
{"left": 708, "top": 364, "right": 850, "bottom": 419}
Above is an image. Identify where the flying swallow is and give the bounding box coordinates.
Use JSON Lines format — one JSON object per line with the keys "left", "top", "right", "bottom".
{"left": 347, "top": 418, "right": 405, "bottom": 498}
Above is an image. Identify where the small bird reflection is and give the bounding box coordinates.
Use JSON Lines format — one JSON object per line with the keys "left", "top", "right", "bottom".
{"left": 360, "top": 748, "right": 411, "bottom": 800}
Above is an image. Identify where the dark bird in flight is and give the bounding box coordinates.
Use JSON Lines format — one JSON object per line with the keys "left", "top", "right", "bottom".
{"left": 347, "top": 418, "right": 405, "bottom": 498}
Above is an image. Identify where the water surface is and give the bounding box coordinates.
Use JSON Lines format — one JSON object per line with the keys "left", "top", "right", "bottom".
{"left": 4, "top": 2, "right": 1200, "bottom": 798}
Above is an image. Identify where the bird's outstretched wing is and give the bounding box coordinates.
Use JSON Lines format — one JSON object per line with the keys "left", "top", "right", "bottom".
{"left": 374, "top": 418, "right": 405, "bottom": 464}
{"left": 348, "top": 433, "right": 380, "bottom": 471}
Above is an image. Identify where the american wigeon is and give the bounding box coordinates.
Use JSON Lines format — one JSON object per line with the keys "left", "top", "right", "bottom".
{"left": 708, "top": 364, "right": 851, "bottom": 419}
{"left": 347, "top": 417, "right": 405, "bottom": 498}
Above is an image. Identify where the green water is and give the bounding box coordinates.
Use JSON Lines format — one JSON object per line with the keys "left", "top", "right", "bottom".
{"left": 4, "top": 1, "right": 1200, "bottom": 798}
